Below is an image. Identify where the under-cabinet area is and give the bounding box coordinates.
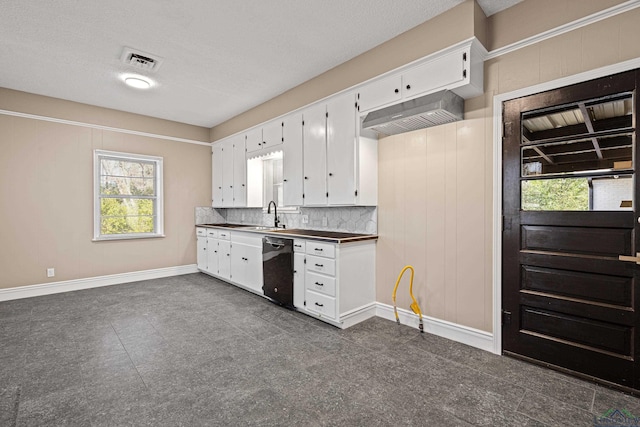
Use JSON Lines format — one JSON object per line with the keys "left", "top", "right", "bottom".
{"left": 196, "top": 225, "right": 377, "bottom": 328}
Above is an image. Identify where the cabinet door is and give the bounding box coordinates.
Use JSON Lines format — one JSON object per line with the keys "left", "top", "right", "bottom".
{"left": 230, "top": 242, "right": 245, "bottom": 285}
{"left": 206, "top": 237, "right": 219, "bottom": 274}
{"left": 283, "top": 113, "right": 304, "bottom": 206}
{"left": 245, "top": 128, "right": 263, "bottom": 153}
{"left": 327, "top": 92, "right": 357, "bottom": 205}
{"left": 221, "top": 140, "right": 234, "bottom": 207}
{"left": 293, "top": 252, "right": 305, "bottom": 309}
{"left": 302, "top": 103, "right": 327, "bottom": 206}
{"left": 357, "top": 74, "right": 402, "bottom": 113}
{"left": 402, "top": 48, "right": 465, "bottom": 100}
{"left": 197, "top": 236, "right": 207, "bottom": 271}
{"left": 232, "top": 136, "right": 247, "bottom": 206}
{"left": 262, "top": 120, "right": 283, "bottom": 150}
{"left": 244, "top": 244, "right": 264, "bottom": 294}
{"left": 218, "top": 240, "right": 231, "bottom": 280}
{"left": 212, "top": 144, "right": 224, "bottom": 207}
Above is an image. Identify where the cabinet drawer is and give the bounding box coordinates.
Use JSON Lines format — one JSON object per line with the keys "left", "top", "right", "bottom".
{"left": 305, "top": 241, "right": 335, "bottom": 258}
{"left": 293, "top": 240, "right": 306, "bottom": 253}
{"left": 306, "top": 255, "right": 336, "bottom": 276}
{"left": 306, "top": 290, "right": 336, "bottom": 319}
{"left": 196, "top": 227, "right": 207, "bottom": 237}
{"left": 206, "top": 229, "right": 218, "bottom": 238}
{"left": 305, "top": 271, "right": 336, "bottom": 297}
{"left": 217, "top": 230, "right": 231, "bottom": 240}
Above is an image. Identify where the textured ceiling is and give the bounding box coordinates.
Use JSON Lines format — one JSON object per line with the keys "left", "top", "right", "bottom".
{"left": 0, "top": 0, "right": 522, "bottom": 128}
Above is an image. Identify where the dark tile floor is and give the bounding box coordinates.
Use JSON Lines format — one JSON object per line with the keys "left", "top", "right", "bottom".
{"left": 1, "top": 273, "right": 639, "bottom": 426}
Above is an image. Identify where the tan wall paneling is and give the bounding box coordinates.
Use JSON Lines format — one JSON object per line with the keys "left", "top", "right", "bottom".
{"left": 377, "top": 119, "right": 490, "bottom": 332}
{"left": 0, "top": 95, "right": 211, "bottom": 289}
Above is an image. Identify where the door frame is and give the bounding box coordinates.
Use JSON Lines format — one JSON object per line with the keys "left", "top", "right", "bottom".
{"left": 491, "top": 57, "right": 640, "bottom": 355}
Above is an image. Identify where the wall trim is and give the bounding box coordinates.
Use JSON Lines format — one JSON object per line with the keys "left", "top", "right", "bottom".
{"left": 485, "top": 0, "right": 640, "bottom": 60}
{"left": 0, "top": 264, "right": 199, "bottom": 302}
{"left": 0, "top": 109, "right": 211, "bottom": 146}
{"left": 492, "top": 56, "right": 640, "bottom": 356}
{"left": 375, "top": 303, "right": 496, "bottom": 353}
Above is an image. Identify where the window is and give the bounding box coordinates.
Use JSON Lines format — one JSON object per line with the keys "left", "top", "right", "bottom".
{"left": 93, "top": 150, "right": 164, "bottom": 240}
{"left": 262, "top": 152, "right": 283, "bottom": 207}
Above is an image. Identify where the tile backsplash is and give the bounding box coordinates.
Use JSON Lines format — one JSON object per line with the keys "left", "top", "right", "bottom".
{"left": 195, "top": 206, "right": 377, "bottom": 234}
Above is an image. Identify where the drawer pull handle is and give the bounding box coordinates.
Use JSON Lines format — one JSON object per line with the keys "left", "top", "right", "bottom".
{"left": 315, "top": 282, "right": 323, "bottom": 286}
{"left": 315, "top": 248, "right": 323, "bottom": 251}
{"left": 315, "top": 302, "right": 324, "bottom": 307}
{"left": 294, "top": 245, "right": 302, "bottom": 248}
{"left": 315, "top": 264, "right": 323, "bottom": 267}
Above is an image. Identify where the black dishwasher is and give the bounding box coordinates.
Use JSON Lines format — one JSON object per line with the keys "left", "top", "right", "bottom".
{"left": 262, "top": 236, "right": 294, "bottom": 308}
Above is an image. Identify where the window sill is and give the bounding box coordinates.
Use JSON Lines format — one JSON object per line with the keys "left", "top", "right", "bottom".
{"left": 92, "top": 234, "right": 165, "bottom": 242}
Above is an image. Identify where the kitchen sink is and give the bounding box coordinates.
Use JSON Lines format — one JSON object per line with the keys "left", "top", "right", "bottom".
{"left": 239, "top": 226, "right": 279, "bottom": 231}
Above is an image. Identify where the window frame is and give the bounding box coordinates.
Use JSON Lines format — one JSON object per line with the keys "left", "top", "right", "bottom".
{"left": 93, "top": 149, "right": 164, "bottom": 241}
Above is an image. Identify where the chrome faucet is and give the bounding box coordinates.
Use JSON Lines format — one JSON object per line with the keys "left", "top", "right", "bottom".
{"left": 267, "top": 201, "right": 284, "bottom": 228}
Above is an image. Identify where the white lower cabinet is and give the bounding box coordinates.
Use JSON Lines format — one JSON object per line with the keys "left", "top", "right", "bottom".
{"left": 293, "top": 255, "right": 306, "bottom": 309}
{"left": 206, "top": 229, "right": 219, "bottom": 275}
{"left": 231, "top": 241, "right": 263, "bottom": 294}
{"left": 197, "top": 228, "right": 376, "bottom": 328}
{"left": 299, "top": 239, "right": 376, "bottom": 327}
{"left": 196, "top": 232, "right": 207, "bottom": 271}
{"left": 217, "top": 240, "right": 231, "bottom": 280}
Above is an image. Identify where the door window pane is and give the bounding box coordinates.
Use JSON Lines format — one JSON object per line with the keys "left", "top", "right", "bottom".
{"left": 520, "top": 92, "right": 634, "bottom": 211}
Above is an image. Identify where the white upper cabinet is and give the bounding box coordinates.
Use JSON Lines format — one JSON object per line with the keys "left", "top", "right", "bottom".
{"left": 357, "top": 74, "right": 402, "bottom": 114}
{"left": 282, "top": 112, "right": 304, "bottom": 207}
{"left": 326, "top": 92, "right": 357, "bottom": 205}
{"left": 402, "top": 47, "right": 465, "bottom": 100}
{"left": 357, "top": 40, "right": 484, "bottom": 114}
{"left": 221, "top": 139, "right": 234, "bottom": 207}
{"left": 212, "top": 143, "right": 224, "bottom": 207}
{"left": 302, "top": 103, "right": 328, "bottom": 206}
{"left": 232, "top": 135, "right": 247, "bottom": 206}
{"left": 262, "top": 119, "right": 284, "bottom": 150}
{"left": 212, "top": 135, "right": 247, "bottom": 208}
{"left": 245, "top": 127, "right": 263, "bottom": 153}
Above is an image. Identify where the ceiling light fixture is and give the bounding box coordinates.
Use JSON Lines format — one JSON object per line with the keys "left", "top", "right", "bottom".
{"left": 123, "top": 75, "right": 152, "bottom": 89}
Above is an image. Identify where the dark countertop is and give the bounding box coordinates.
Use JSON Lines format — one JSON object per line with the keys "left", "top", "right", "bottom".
{"left": 196, "top": 223, "right": 377, "bottom": 243}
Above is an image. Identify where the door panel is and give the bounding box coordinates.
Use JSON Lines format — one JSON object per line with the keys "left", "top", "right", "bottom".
{"left": 521, "top": 225, "right": 631, "bottom": 256}
{"left": 502, "top": 69, "right": 640, "bottom": 391}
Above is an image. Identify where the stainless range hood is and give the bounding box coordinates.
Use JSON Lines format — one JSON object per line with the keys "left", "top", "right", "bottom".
{"left": 361, "top": 90, "right": 464, "bottom": 136}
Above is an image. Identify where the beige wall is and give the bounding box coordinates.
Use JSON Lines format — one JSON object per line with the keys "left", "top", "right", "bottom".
{"left": 378, "top": 5, "right": 640, "bottom": 332}
{"left": 210, "top": 0, "right": 481, "bottom": 142}
{"left": 0, "top": 91, "right": 211, "bottom": 289}
{"left": 212, "top": 0, "right": 640, "bottom": 333}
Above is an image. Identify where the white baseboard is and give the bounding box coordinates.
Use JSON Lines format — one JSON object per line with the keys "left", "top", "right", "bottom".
{"left": 375, "top": 303, "right": 497, "bottom": 354}
{"left": 0, "top": 264, "right": 199, "bottom": 302}
{"left": 339, "top": 302, "right": 377, "bottom": 329}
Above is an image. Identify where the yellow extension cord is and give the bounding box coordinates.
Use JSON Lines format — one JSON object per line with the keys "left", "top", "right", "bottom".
{"left": 392, "top": 265, "right": 424, "bottom": 333}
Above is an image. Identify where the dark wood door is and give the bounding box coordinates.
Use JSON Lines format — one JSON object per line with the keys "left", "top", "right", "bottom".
{"left": 502, "top": 70, "right": 640, "bottom": 391}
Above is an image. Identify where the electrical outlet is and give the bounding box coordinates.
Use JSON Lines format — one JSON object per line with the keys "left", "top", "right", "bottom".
{"left": 47, "top": 268, "right": 55, "bottom": 278}
{"left": 301, "top": 215, "right": 309, "bottom": 224}
{"left": 322, "top": 216, "right": 328, "bottom": 227}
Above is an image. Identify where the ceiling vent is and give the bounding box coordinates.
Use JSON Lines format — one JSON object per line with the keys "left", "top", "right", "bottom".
{"left": 362, "top": 90, "right": 464, "bottom": 136}
{"left": 120, "top": 47, "right": 164, "bottom": 73}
